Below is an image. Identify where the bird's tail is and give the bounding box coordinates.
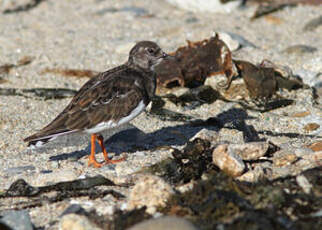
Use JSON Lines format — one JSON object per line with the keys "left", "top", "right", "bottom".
{"left": 24, "top": 129, "right": 76, "bottom": 148}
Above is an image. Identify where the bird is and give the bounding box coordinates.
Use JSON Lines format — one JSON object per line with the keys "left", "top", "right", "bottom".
{"left": 24, "top": 41, "right": 169, "bottom": 168}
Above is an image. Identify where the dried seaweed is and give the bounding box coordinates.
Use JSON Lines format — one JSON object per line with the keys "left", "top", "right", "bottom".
{"left": 0, "top": 87, "right": 77, "bottom": 100}
{"left": 251, "top": 2, "right": 296, "bottom": 20}
{"left": 3, "top": 175, "right": 115, "bottom": 198}
{"left": 40, "top": 68, "right": 98, "bottom": 78}
{"left": 0, "top": 175, "right": 124, "bottom": 210}
{"left": 155, "top": 35, "right": 237, "bottom": 88}
{"left": 232, "top": 60, "right": 306, "bottom": 102}
{"left": 3, "top": 0, "right": 46, "bottom": 14}
{"left": 0, "top": 56, "right": 34, "bottom": 75}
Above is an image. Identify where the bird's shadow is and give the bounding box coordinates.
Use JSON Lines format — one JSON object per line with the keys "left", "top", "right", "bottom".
{"left": 46, "top": 108, "right": 253, "bottom": 162}
{"left": 44, "top": 107, "right": 320, "bottom": 162}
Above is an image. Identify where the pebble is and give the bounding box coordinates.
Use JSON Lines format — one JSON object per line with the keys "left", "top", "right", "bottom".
{"left": 212, "top": 144, "right": 245, "bottom": 177}
{"left": 307, "top": 141, "right": 322, "bottom": 152}
{"left": 165, "top": 0, "right": 239, "bottom": 13}
{"left": 291, "top": 111, "right": 311, "bottom": 118}
{"left": 60, "top": 214, "right": 102, "bottom": 230}
{"left": 227, "top": 142, "right": 269, "bottom": 160}
{"left": 127, "top": 216, "right": 198, "bottom": 230}
{"left": 0, "top": 210, "right": 33, "bottom": 230}
{"left": 296, "top": 175, "right": 312, "bottom": 194}
{"left": 128, "top": 174, "right": 174, "bottom": 214}
{"left": 303, "top": 123, "right": 320, "bottom": 132}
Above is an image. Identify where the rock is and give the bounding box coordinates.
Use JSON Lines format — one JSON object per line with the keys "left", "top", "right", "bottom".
{"left": 291, "top": 111, "right": 311, "bottom": 118}
{"left": 236, "top": 166, "right": 265, "bottom": 183}
{"left": 296, "top": 175, "right": 312, "bottom": 194}
{"left": 127, "top": 216, "right": 198, "bottom": 230}
{"left": 282, "top": 45, "right": 317, "bottom": 55}
{"left": 227, "top": 142, "right": 269, "bottom": 160}
{"left": 0, "top": 210, "right": 33, "bottom": 230}
{"left": 212, "top": 144, "right": 245, "bottom": 177}
{"left": 60, "top": 214, "right": 102, "bottom": 230}
{"left": 303, "top": 123, "right": 320, "bottom": 132}
{"left": 165, "top": 0, "right": 240, "bottom": 13}
{"left": 189, "top": 128, "right": 219, "bottom": 146}
{"left": 217, "top": 32, "right": 240, "bottom": 51}
{"left": 307, "top": 141, "right": 322, "bottom": 152}
{"left": 273, "top": 151, "right": 298, "bottom": 167}
{"left": 303, "top": 15, "right": 322, "bottom": 31}
{"left": 4, "top": 165, "right": 35, "bottom": 176}
{"left": 128, "top": 174, "right": 174, "bottom": 214}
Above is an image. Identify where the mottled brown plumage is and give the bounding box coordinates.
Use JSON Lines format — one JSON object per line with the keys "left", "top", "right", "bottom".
{"left": 24, "top": 41, "right": 168, "bottom": 167}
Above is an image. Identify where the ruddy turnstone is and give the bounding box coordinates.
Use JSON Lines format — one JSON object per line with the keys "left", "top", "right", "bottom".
{"left": 24, "top": 41, "right": 169, "bottom": 168}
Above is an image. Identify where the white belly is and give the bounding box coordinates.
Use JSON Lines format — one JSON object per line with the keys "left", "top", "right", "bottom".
{"left": 84, "top": 100, "right": 146, "bottom": 134}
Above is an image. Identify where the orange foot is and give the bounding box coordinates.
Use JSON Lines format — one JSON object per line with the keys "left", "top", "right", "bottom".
{"left": 88, "top": 134, "right": 126, "bottom": 168}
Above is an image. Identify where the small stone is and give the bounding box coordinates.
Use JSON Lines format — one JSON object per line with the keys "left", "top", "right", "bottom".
{"left": 273, "top": 152, "right": 298, "bottom": 167}
{"left": 307, "top": 141, "right": 322, "bottom": 152}
{"left": 303, "top": 123, "right": 320, "bottom": 132}
{"left": 228, "top": 142, "right": 269, "bottom": 160}
{"left": 189, "top": 128, "right": 219, "bottom": 146}
{"left": 212, "top": 144, "right": 245, "bottom": 177}
{"left": 291, "top": 111, "right": 311, "bottom": 117}
{"left": 60, "top": 214, "right": 101, "bottom": 230}
{"left": 236, "top": 166, "right": 265, "bottom": 183}
{"left": 0, "top": 210, "right": 33, "bottom": 230}
{"left": 165, "top": 0, "right": 239, "bottom": 13}
{"left": 283, "top": 45, "right": 317, "bottom": 55}
{"left": 296, "top": 175, "right": 312, "bottom": 194}
{"left": 127, "top": 216, "right": 198, "bottom": 230}
{"left": 128, "top": 174, "right": 174, "bottom": 214}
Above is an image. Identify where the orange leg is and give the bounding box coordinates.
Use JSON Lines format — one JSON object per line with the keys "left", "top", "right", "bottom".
{"left": 96, "top": 134, "right": 126, "bottom": 164}
{"left": 88, "top": 134, "right": 104, "bottom": 168}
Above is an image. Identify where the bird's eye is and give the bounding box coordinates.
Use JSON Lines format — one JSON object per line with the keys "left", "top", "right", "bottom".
{"left": 146, "top": 48, "right": 155, "bottom": 54}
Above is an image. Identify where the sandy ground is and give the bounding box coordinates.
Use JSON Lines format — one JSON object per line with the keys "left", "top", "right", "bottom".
{"left": 0, "top": 0, "right": 321, "bottom": 229}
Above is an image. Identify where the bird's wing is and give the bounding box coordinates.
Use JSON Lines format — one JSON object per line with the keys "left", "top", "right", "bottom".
{"left": 24, "top": 67, "right": 148, "bottom": 143}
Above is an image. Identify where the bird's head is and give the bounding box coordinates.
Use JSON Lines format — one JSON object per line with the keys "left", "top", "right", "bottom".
{"left": 128, "top": 41, "right": 169, "bottom": 71}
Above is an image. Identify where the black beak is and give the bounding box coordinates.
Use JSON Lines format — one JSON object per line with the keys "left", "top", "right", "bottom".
{"left": 160, "top": 52, "right": 175, "bottom": 60}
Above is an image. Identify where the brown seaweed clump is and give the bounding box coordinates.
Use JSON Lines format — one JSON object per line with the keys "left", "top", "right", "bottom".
{"left": 155, "top": 34, "right": 237, "bottom": 88}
